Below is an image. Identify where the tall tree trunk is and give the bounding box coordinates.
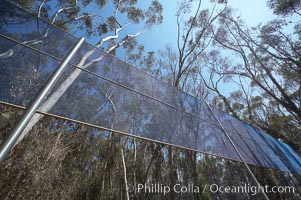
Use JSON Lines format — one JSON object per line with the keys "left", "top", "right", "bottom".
{"left": 121, "top": 148, "right": 130, "bottom": 200}
{"left": 168, "top": 146, "right": 176, "bottom": 200}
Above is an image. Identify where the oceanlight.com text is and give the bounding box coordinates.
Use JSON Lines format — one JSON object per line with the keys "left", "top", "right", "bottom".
{"left": 128, "top": 183, "right": 295, "bottom": 196}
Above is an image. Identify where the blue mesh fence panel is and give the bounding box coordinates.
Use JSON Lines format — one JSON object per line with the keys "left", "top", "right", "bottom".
{"left": 0, "top": 0, "right": 300, "bottom": 175}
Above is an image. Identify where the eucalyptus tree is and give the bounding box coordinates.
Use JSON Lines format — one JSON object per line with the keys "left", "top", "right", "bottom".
{"left": 210, "top": 6, "right": 301, "bottom": 152}
{"left": 155, "top": 0, "right": 227, "bottom": 100}
{"left": 148, "top": 1, "right": 228, "bottom": 199}
{"left": 267, "top": 0, "right": 301, "bottom": 16}
{"left": 9, "top": 0, "right": 163, "bottom": 144}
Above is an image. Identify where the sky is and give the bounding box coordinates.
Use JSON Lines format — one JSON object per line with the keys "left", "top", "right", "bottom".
{"left": 137, "top": 0, "right": 276, "bottom": 53}
{"left": 39, "top": 0, "right": 278, "bottom": 97}
{"left": 132, "top": 0, "right": 276, "bottom": 99}
{"left": 227, "top": 0, "right": 275, "bottom": 26}
{"left": 127, "top": 0, "right": 278, "bottom": 97}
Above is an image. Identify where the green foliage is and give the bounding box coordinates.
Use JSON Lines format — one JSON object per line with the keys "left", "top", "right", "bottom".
{"left": 98, "top": 23, "right": 108, "bottom": 35}
{"left": 13, "top": 0, "right": 163, "bottom": 56}
{"left": 107, "top": 16, "right": 119, "bottom": 30}
{"left": 145, "top": 0, "right": 163, "bottom": 28}
{"left": 210, "top": 5, "right": 301, "bottom": 155}
{"left": 121, "top": 6, "right": 144, "bottom": 24}
{"left": 267, "top": 0, "right": 301, "bottom": 16}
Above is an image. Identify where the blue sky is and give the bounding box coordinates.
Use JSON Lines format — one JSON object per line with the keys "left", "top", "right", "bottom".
{"left": 128, "top": 0, "right": 277, "bottom": 98}
{"left": 228, "top": 0, "right": 275, "bottom": 26}
{"left": 71, "top": 0, "right": 278, "bottom": 98}
{"left": 137, "top": 0, "right": 276, "bottom": 53}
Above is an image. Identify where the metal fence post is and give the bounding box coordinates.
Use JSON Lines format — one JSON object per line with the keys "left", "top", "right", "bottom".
{"left": 0, "top": 37, "right": 85, "bottom": 163}
{"left": 206, "top": 102, "right": 270, "bottom": 200}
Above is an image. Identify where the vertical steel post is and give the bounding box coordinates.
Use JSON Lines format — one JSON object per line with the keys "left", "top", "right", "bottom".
{"left": 206, "top": 102, "right": 270, "bottom": 200}
{"left": 0, "top": 37, "right": 85, "bottom": 163}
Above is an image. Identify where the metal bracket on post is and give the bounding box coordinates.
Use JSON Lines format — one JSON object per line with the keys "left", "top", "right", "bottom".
{"left": 205, "top": 102, "right": 270, "bottom": 200}
{"left": 0, "top": 37, "right": 85, "bottom": 163}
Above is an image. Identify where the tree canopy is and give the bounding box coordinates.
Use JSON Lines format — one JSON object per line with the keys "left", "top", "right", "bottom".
{"left": 1, "top": 1, "right": 301, "bottom": 199}
{"left": 267, "top": 0, "right": 301, "bottom": 16}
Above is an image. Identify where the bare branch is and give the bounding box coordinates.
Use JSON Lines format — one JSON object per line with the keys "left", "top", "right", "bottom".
{"left": 95, "top": 25, "right": 126, "bottom": 48}
{"left": 74, "top": 14, "right": 102, "bottom": 21}
{"left": 106, "top": 30, "right": 143, "bottom": 53}
{"left": 51, "top": 7, "right": 73, "bottom": 24}
{"left": 37, "top": 0, "right": 46, "bottom": 18}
